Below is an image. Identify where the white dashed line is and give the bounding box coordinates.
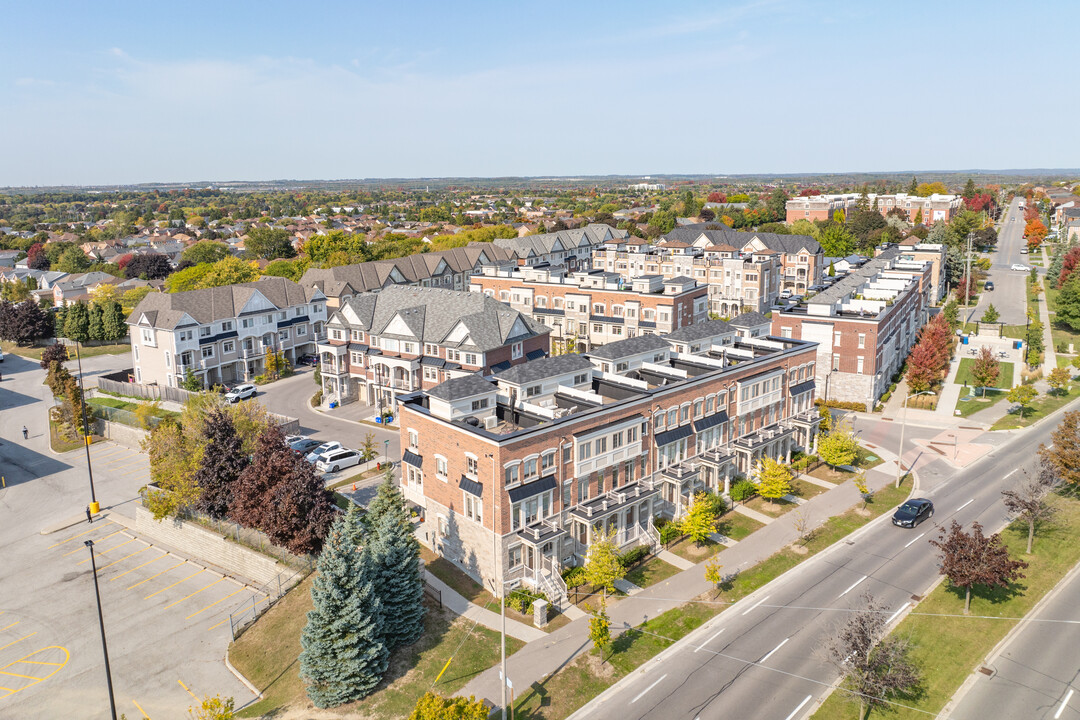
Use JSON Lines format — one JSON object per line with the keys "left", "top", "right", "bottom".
{"left": 760, "top": 637, "right": 789, "bottom": 664}
{"left": 904, "top": 532, "right": 926, "bottom": 548}
{"left": 630, "top": 674, "right": 668, "bottom": 704}
{"left": 784, "top": 695, "right": 813, "bottom": 720}
{"left": 1055, "top": 688, "right": 1074, "bottom": 719}
{"left": 694, "top": 628, "right": 725, "bottom": 653}
{"left": 957, "top": 498, "right": 974, "bottom": 512}
{"left": 742, "top": 595, "right": 770, "bottom": 616}
{"left": 838, "top": 575, "right": 867, "bottom": 598}
{"left": 886, "top": 602, "right": 909, "bottom": 625}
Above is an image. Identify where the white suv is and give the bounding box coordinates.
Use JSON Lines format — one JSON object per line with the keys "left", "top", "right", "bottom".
{"left": 224, "top": 383, "right": 257, "bottom": 403}
{"left": 317, "top": 449, "right": 362, "bottom": 473}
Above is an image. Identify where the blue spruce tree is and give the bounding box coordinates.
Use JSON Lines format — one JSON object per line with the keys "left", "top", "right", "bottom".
{"left": 364, "top": 466, "right": 409, "bottom": 536}
{"left": 299, "top": 518, "right": 389, "bottom": 708}
{"left": 371, "top": 511, "right": 425, "bottom": 649}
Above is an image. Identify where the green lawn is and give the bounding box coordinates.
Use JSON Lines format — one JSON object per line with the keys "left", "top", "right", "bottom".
{"left": 717, "top": 512, "right": 765, "bottom": 541}
{"left": 743, "top": 494, "right": 797, "bottom": 518}
{"left": 990, "top": 382, "right": 1080, "bottom": 430}
{"left": 789, "top": 476, "right": 828, "bottom": 500}
{"left": 808, "top": 447, "right": 883, "bottom": 484}
{"left": 667, "top": 535, "right": 722, "bottom": 563}
{"left": 231, "top": 574, "right": 524, "bottom": 719}
{"left": 624, "top": 556, "right": 681, "bottom": 589}
{"left": 1001, "top": 324, "right": 1027, "bottom": 340}
{"left": 813, "top": 493, "right": 1080, "bottom": 720}
{"left": 953, "top": 388, "right": 1009, "bottom": 418}
{"left": 1, "top": 340, "right": 131, "bottom": 360}
{"left": 953, "top": 358, "right": 1014, "bottom": 389}
{"left": 86, "top": 395, "right": 181, "bottom": 426}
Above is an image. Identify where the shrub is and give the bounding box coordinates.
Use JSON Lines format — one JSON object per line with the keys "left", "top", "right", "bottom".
{"left": 814, "top": 399, "right": 869, "bottom": 413}
{"left": 252, "top": 374, "right": 268, "bottom": 384}
{"left": 561, "top": 566, "right": 587, "bottom": 588}
{"left": 659, "top": 523, "right": 682, "bottom": 545}
{"left": 618, "top": 545, "right": 650, "bottom": 569}
{"left": 506, "top": 587, "right": 547, "bottom": 614}
{"left": 730, "top": 479, "right": 758, "bottom": 502}
{"left": 1058, "top": 341, "right": 1069, "bottom": 353}
{"left": 791, "top": 454, "right": 819, "bottom": 472}
{"left": 310, "top": 390, "right": 323, "bottom": 407}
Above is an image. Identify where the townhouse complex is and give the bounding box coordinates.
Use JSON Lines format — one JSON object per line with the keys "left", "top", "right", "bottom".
{"left": 469, "top": 264, "right": 708, "bottom": 351}
{"left": 127, "top": 277, "right": 328, "bottom": 388}
{"left": 770, "top": 245, "right": 941, "bottom": 409}
{"left": 395, "top": 329, "right": 821, "bottom": 604}
{"left": 491, "top": 223, "right": 628, "bottom": 269}
{"left": 316, "top": 286, "right": 551, "bottom": 412}
{"left": 592, "top": 227, "right": 823, "bottom": 315}
{"left": 785, "top": 193, "right": 963, "bottom": 225}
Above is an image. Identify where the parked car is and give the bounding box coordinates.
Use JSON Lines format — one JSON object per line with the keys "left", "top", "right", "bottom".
{"left": 0, "top": 348, "right": 4, "bottom": 362}
{"left": 984, "top": 281, "right": 994, "bottom": 291}
{"left": 224, "top": 383, "right": 257, "bottom": 403}
{"left": 290, "top": 438, "right": 322, "bottom": 455}
{"left": 892, "top": 498, "right": 934, "bottom": 528}
{"left": 306, "top": 441, "right": 344, "bottom": 464}
{"left": 298, "top": 353, "right": 319, "bottom": 367}
{"left": 317, "top": 449, "right": 362, "bottom": 473}
{"left": 1011, "top": 264, "right": 1030, "bottom": 272}
{"left": 1020, "top": 248, "right": 1028, "bottom": 254}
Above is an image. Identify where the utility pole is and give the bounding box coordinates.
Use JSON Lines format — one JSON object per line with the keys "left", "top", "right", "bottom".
{"left": 964, "top": 231, "right": 973, "bottom": 325}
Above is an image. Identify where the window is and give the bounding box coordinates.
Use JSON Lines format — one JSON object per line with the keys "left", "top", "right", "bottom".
{"left": 526, "top": 385, "right": 541, "bottom": 398}
{"left": 164, "top": 351, "right": 171, "bottom": 368}
{"left": 408, "top": 429, "right": 418, "bottom": 450}
{"left": 295, "top": 307, "right": 303, "bottom": 317}
{"left": 508, "top": 545, "right": 523, "bottom": 568}
{"left": 833, "top": 354, "right": 841, "bottom": 371}
{"left": 594, "top": 437, "right": 607, "bottom": 454}
{"left": 201, "top": 346, "right": 214, "bottom": 359}
{"left": 523, "top": 457, "right": 538, "bottom": 480}
{"left": 464, "top": 353, "right": 478, "bottom": 365}
{"left": 242, "top": 318, "right": 253, "bottom": 329}
{"left": 133, "top": 346, "right": 139, "bottom": 361}
{"left": 542, "top": 451, "right": 555, "bottom": 472}
{"left": 512, "top": 342, "right": 523, "bottom": 359}
{"left": 423, "top": 366, "right": 437, "bottom": 380}
{"left": 223, "top": 341, "right": 234, "bottom": 353}
{"left": 654, "top": 412, "right": 665, "bottom": 430}
{"left": 505, "top": 464, "right": 520, "bottom": 485}
{"left": 858, "top": 333, "right": 866, "bottom": 349}
{"left": 574, "top": 373, "right": 589, "bottom": 385}
{"left": 471, "top": 398, "right": 488, "bottom": 411}
{"left": 331, "top": 329, "right": 343, "bottom": 340}
{"left": 351, "top": 330, "right": 364, "bottom": 342}
{"left": 553, "top": 297, "right": 564, "bottom": 309}
{"left": 615, "top": 361, "right": 628, "bottom": 372}
{"left": 680, "top": 405, "right": 689, "bottom": 422}
{"left": 436, "top": 455, "right": 448, "bottom": 481}
{"left": 706, "top": 395, "right": 714, "bottom": 413}
{"left": 142, "top": 328, "right": 155, "bottom": 344}
{"left": 857, "top": 356, "right": 865, "bottom": 374}
{"left": 222, "top": 321, "right": 233, "bottom": 332}
{"left": 200, "top": 326, "right": 212, "bottom": 338}
{"left": 278, "top": 312, "right": 287, "bottom": 321}
{"left": 278, "top": 329, "right": 289, "bottom": 341}
{"left": 464, "top": 493, "right": 483, "bottom": 523}
{"left": 406, "top": 466, "right": 423, "bottom": 490}
{"left": 562, "top": 480, "right": 572, "bottom": 507}
{"left": 563, "top": 445, "right": 572, "bottom": 464}
{"left": 627, "top": 425, "right": 638, "bottom": 443}
{"left": 351, "top": 352, "right": 363, "bottom": 365}
{"left": 834, "top": 331, "right": 841, "bottom": 346}
{"left": 578, "top": 443, "right": 591, "bottom": 461}
{"left": 612, "top": 431, "right": 623, "bottom": 449}
{"left": 593, "top": 303, "right": 605, "bottom": 315}
{"left": 668, "top": 409, "right": 678, "bottom": 426}
{"left": 592, "top": 324, "right": 603, "bottom": 334}
{"left": 403, "top": 342, "right": 416, "bottom": 354}
{"left": 466, "top": 456, "right": 478, "bottom": 477}
{"left": 265, "top": 314, "right": 273, "bottom": 324}
{"left": 694, "top": 400, "right": 703, "bottom": 418}
{"left": 424, "top": 343, "right": 438, "bottom": 355}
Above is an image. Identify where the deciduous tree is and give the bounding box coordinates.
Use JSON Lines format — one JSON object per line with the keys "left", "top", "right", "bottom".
{"left": 187, "top": 695, "right": 236, "bottom": 720}
{"left": 0, "top": 299, "right": 54, "bottom": 344}
{"left": 930, "top": 520, "right": 1027, "bottom": 614}
{"left": 38, "top": 342, "right": 68, "bottom": 370}
{"left": 1048, "top": 366, "right": 1071, "bottom": 395}
{"left": 818, "top": 421, "right": 859, "bottom": 468}
{"left": 124, "top": 252, "right": 172, "bottom": 280}
{"left": 584, "top": 528, "right": 624, "bottom": 595}
{"left": 1040, "top": 411, "right": 1080, "bottom": 488}
{"left": 1002, "top": 460, "right": 1060, "bottom": 554}
{"left": 409, "top": 693, "right": 488, "bottom": 720}
{"left": 1007, "top": 384, "right": 1038, "bottom": 421}
{"left": 143, "top": 421, "right": 204, "bottom": 520}
{"left": 680, "top": 490, "right": 722, "bottom": 544}
{"left": 63, "top": 301, "right": 90, "bottom": 343}
{"left": 755, "top": 456, "right": 792, "bottom": 507}
{"left": 245, "top": 227, "right": 297, "bottom": 260}
{"left": 970, "top": 347, "right": 1000, "bottom": 395}
{"left": 193, "top": 410, "right": 247, "bottom": 519}
{"left": 182, "top": 241, "right": 230, "bottom": 265}
{"left": 589, "top": 598, "right": 612, "bottom": 662}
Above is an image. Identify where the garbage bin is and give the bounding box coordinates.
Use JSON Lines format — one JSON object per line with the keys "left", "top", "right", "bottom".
{"left": 1015, "top": 340, "right": 1023, "bottom": 350}
{"left": 329, "top": 401, "right": 337, "bottom": 409}
{"left": 962, "top": 335, "right": 969, "bottom": 345}
{"left": 375, "top": 416, "right": 382, "bottom": 423}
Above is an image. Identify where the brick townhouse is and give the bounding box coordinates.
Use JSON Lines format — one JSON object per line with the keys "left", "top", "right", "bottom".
{"left": 469, "top": 264, "right": 708, "bottom": 352}
{"left": 785, "top": 193, "right": 963, "bottom": 226}
{"left": 127, "top": 277, "right": 328, "bottom": 388}
{"left": 770, "top": 246, "right": 936, "bottom": 409}
{"left": 316, "top": 285, "right": 550, "bottom": 413}
{"left": 396, "top": 330, "right": 820, "bottom": 605}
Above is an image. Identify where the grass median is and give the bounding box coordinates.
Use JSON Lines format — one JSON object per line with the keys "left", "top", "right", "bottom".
{"left": 812, "top": 491, "right": 1080, "bottom": 720}
{"left": 990, "top": 382, "right": 1080, "bottom": 430}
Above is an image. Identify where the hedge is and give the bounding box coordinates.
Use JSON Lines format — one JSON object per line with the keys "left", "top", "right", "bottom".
{"left": 815, "top": 398, "right": 869, "bottom": 413}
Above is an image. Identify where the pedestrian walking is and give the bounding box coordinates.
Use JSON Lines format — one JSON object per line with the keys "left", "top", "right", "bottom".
{"left": 85, "top": 506, "right": 93, "bottom": 524}
{"left": 22, "top": 426, "right": 29, "bottom": 440}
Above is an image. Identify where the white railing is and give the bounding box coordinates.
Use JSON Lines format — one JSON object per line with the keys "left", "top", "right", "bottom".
{"left": 646, "top": 515, "right": 662, "bottom": 551}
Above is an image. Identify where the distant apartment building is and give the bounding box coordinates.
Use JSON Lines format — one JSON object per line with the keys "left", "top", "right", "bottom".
{"left": 127, "top": 277, "right": 328, "bottom": 388}
{"left": 770, "top": 247, "right": 935, "bottom": 409}
{"left": 491, "top": 224, "right": 627, "bottom": 270}
{"left": 469, "top": 264, "right": 708, "bottom": 352}
{"left": 785, "top": 193, "right": 963, "bottom": 226}
{"left": 395, "top": 332, "right": 821, "bottom": 602}
{"left": 892, "top": 239, "right": 948, "bottom": 302}
{"left": 316, "top": 285, "right": 550, "bottom": 413}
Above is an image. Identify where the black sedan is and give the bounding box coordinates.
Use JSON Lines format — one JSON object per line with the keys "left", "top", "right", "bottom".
{"left": 892, "top": 498, "right": 934, "bottom": 528}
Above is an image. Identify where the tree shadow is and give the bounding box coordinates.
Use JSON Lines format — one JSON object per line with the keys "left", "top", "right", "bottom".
{"left": 943, "top": 579, "right": 1027, "bottom": 608}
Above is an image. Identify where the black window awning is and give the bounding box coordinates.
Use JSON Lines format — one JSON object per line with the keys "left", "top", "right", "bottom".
{"left": 790, "top": 380, "right": 815, "bottom": 396}
{"left": 526, "top": 349, "right": 546, "bottom": 361}
{"left": 654, "top": 424, "right": 694, "bottom": 447}
{"left": 402, "top": 450, "right": 423, "bottom": 469}
{"left": 507, "top": 474, "right": 557, "bottom": 504}
{"left": 693, "top": 410, "right": 729, "bottom": 433}
{"left": 460, "top": 475, "right": 483, "bottom": 497}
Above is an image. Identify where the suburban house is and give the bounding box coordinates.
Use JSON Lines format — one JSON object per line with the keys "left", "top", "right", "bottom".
{"left": 316, "top": 285, "right": 551, "bottom": 413}
{"left": 491, "top": 224, "right": 628, "bottom": 270}
{"left": 469, "top": 264, "right": 708, "bottom": 352}
{"left": 126, "top": 277, "right": 328, "bottom": 388}
{"left": 770, "top": 246, "right": 935, "bottom": 409}
{"left": 51, "top": 271, "right": 126, "bottom": 305}
{"left": 785, "top": 193, "right": 963, "bottom": 226}
{"left": 395, "top": 332, "right": 821, "bottom": 605}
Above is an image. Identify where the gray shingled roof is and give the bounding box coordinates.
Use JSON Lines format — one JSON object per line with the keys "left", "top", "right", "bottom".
{"left": 586, "top": 333, "right": 670, "bottom": 360}
{"left": 331, "top": 285, "right": 549, "bottom": 352}
{"left": 729, "top": 311, "right": 769, "bottom": 327}
{"left": 662, "top": 226, "right": 822, "bottom": 255}
{"left": 427, "top": 374, "right": 497, "bottom": 401}
{"left": 127, "top": 276, "right": 321, "bottom": 330}
{"left": 493, "top": 354, "right": 593, "bottom": 386}
{"left": 492, "top": 224, "right": 626, "bottom": 259}
{"left": 664, "top": 318, "right": 735, "bottom": 342}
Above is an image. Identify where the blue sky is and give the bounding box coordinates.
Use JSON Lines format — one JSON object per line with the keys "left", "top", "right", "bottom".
{"left": 3, "top": 1, "right": 1077, "bottom": 186}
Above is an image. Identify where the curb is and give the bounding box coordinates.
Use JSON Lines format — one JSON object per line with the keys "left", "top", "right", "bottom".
{"left": 224, "top": 649, "right": 264, "bottom": 704}
{"left": 40, "top": 509, "right": 112, "bottom": 535}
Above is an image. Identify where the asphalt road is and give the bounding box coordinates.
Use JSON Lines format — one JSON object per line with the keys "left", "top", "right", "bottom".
{"left": 574, "top": 411, "right": 1068, "bottom": 720}
{"left": 950, "top": 560, "right": 1080, "bottom": 720}
{"left": 970, "top": 198, "right": 1030, "bottom": 326}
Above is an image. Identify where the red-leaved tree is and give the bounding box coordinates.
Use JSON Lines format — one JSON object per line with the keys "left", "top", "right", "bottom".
{"left": 955, "top": 275, "right": 977, "bottom": 303}
{"left": 116, "top": 253, "right": 134, "bottom": 270}
{"left": 905, "top": 341, "right": 940, "bottom": 393}
{"left": 930, "top": 520, "right": 1027, "bottom": 614}
{"left": 707, "top": 191, "right": 726, "bottom": 203}
{"left": 1059, "top": 246, "right": 1080, "bottom": 288}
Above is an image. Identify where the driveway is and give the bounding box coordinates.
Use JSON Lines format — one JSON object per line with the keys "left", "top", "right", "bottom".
{"left": 969, "top": 198, "right": 1029, "bottom": 326}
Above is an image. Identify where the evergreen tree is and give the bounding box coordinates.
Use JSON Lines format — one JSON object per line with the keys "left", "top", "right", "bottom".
{"left": 194, "top": 410, "right": 247, "bottom": 519}
{"left": 365, "top": 466, "right": 409, "bottom": 535}
{"left": 63, "top": 301, "right": 90, "bottom": 342}
{"left": 299, "top": 521, "right": 389, "bottom": 708}
{"left": 53, "top": 304, "right": 68, "bottom": 338}
{"left": 909, "top": 176, "right": 918, "bottom": 194}
{"left": 370, "top": 511, "right": 425, "bottom": 649}
{"left": 88, "top": 302, "right": 104, "bottom": 341}
{"left": 101, "top": 300, "right": 126, "bottom": 342}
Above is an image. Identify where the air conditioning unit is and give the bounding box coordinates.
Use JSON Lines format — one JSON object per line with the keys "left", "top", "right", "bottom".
{"left": 484, "top": 415, "right": 499, "bottom": 430}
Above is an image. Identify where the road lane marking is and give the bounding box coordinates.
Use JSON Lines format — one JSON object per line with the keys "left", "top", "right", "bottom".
{"left": 97, "top": 545, "right": 151, "bottom": 571}
{"left": 1055, "top": 688, "right": 1074, "bottom": 719}
{"left": 132, "top": 700, "right": 151, "bottom": 718}
{"left": 784, "top": 695, "right": 813, "bottom": 720}
{"left": 127, "top": 560, "right": 187, "bottom": 590}
{"left": 163, "top": 578, "right": 225, "bottom": 610}
{"left": 0, "top": 633, "right": 36, "bottom": 652}
{"left": 904, "top": 532, "right": 926, "bottom": 548}
{"left": 695, "top": 628, "right": 725, "bottom": 653}
{"left": 145, "top": 569, "right": 205, "bottom": 599}
{"left": 177, "top": 678, "right": 199, "bottom": 701}
{"left": 47, "top": 523, "right": 115, "bottom": 548}
{"left": 109, "top": 552, "right": 168, "bottom": 581}
{"left": 63, "top": 529, "right": 122, "bottom": 555}
{"left": 186, "top": 588, "right": 246, "bottom": 620}
{"left": 886, "top": 603, "right": 909, "bottom": 625}
{"left": 630, "top": 673, "right": 667, "bottom": 704}
{"left": 1004, "top": 469, "right": 1017, "bottom": 480}
{"left": 0, "top": 621, "right": 19, "bottom": 632}
{"left": 742, "top": 595, "right": 771, "bottom": 616}
{"left": 838, "top": 576, "right": 867, "bottom": 598}
{"left": 77, "top": 537, "right": 136, "bottom": 564}
{"left": 760, "top": 637, "right": 789, "bottom": 664}
{"left": 957, "top": 499, "right": 974, "bottom": 512}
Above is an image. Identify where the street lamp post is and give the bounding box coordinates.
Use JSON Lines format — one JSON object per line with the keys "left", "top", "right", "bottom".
{"left": 85, "top": 540, "right": 117, "bottom": 720}
{"left": 483, "top": 452, "right": 507, "bottom": 720}
{"left": 383, "top": 439, "right": 389, "bottom": 469}
{"left": 896, "top": 390, "right": 933, "bottom": 488}
{"left": 64, "top": 339, "right": 100, "bottom": 514}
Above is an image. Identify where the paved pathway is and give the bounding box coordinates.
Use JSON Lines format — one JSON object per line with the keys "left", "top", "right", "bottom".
{"left": 799, "top": 473, "right": 837, "bottom": 489}
{"left": 422, "top": 571, "right": 546, "bottom": 643}
{"left": 731, "top": 503, "right": 774, "bottom": 524}
{"left": 707, "top": 532, "right": 738, "bottom": 548}
{"left": 658, "top": 550, "right": 695, "bottom": 570}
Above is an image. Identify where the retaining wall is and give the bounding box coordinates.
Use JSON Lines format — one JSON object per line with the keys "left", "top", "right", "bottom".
{"left": 93, "top": 418, "right": 149, "bottom": 451}
{"left": 134, "top": 505, "right": 283, "bottom": 586}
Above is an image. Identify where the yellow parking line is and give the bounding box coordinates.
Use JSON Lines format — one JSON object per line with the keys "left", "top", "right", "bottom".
{"left": 145, "top": 569, "right": 205, "bottom": 600}
{"left": 77, "top": 537, "right": 136, "bottom": 565}
{"left": 127, "top": 560, "right": 187, "bottom": 590}
{"left": 132, "top": 699, "right": 151, "bottom": 718}
{"left": 0, "top": 633, "right": 36, "bottom": 652}
{"left": 47, "top": 523, "right": 116, "bottom": 548}
{"left": 177, "top": 679, "right": 198, "bottom": 701}
{"left": 96, "top": 545, "right": 151, "bottom": 572}
{"left": 186, "top": 587, "right": 245, "bottom": 619}
{"left": 19, "top": 660, "right": 64, "bottom": 666}
{"left": 206, "top": 618, "right": 230, "bottom": 631}
{"left": 109, "top": 551, "right": 167, "bottom": 581}
{"left": 101, "top": 459, "right": 147, "bottom": 471}
{"left": 163, "top": 578, "right": 224, "bottom": 610}
{"left": 0, "top": 670, "right": 38, "bottom": 680}
{"left": 0, "top": 622, "right": 18, "bottom": 632}
{"left": 63, "top": 529, "right": 122, "bottom": 556}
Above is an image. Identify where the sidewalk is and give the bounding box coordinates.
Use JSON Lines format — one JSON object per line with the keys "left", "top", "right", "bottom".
{"left": 422, "top": 571, "right": 547, "bottom": 643}
{"left": 460, "top": 452, "right": 906, "bottom": 705}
